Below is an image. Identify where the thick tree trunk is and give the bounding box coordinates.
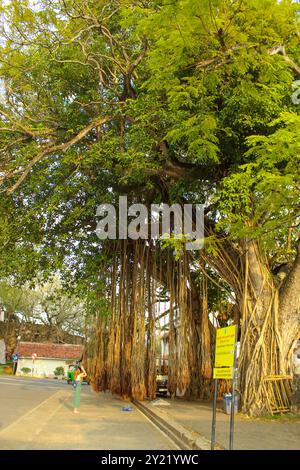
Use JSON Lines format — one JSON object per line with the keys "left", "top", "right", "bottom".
{"left": 238, "top": 240, "right": 300, "bottom": 415}
{"left": 187, "top": 276, "right": 214, "bottom": 399}
{"left": 279, "top": 239, "right": 300, "bottom": 367}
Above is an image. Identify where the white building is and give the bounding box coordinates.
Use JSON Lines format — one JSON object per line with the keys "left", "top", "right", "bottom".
{"left": 15, "top": 342, "right": 83, "bottom": 378}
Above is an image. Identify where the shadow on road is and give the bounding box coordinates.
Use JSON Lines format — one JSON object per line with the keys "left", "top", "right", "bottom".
{"left": 59, "top": 397, "right": 73, "bottom": 411}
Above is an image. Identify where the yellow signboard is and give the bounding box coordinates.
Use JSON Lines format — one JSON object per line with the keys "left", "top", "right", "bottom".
{"left": 213, "top": 367, "right": 233, "bottom": 379}
{"left": 214, "top": 325, "right": 237, "bottom": 368}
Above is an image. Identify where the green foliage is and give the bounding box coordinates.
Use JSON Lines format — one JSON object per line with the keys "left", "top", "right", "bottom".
{"left": 54, "top": 366, "right": 65, "bottom": 377}
{"left": 218, "top": 112, "right": 300, "bottom": 252}
{"left": 0, "top": 277, "right": 87, "bottom": 335}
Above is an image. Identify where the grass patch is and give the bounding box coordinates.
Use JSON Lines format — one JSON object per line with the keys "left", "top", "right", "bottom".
{"left": 0, "top": 363, "right": 13, "bottom": 375}
{"left": 261, "top": 412, "right": 300, "bottom": 422}
{"left": 236, "top": 410, "right": 300, "bottom": 423}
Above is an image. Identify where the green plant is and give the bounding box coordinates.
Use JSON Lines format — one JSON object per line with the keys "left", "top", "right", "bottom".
{"left": 54, "top": 366, "right": 65, "bottom": 377}
{"left": 21, "top": 367, "right": 31, "bottom": 375}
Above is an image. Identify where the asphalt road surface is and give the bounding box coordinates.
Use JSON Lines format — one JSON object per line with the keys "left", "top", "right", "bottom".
{"left": 0, "top": 376, "right": 177, "bottom": 450}
{"left": 0, "top": 376, "right": 66, "bottom": 430}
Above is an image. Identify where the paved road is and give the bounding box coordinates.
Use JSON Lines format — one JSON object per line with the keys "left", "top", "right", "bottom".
{"left": 0, "top": 376, "right": 177, "bottom": 450}
{"left": 0, "top": 376, "right": 65, "bottom": 431}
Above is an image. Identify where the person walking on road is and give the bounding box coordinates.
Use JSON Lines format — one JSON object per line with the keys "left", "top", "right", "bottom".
{"left": 73, "top": 364, "right": 87, "bottom": 414}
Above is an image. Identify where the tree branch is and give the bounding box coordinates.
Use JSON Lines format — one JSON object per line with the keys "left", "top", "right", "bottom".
{"left": 269, "top": 45, "right": 300, "bottom": 77}
{"left": 196, "top": 43, "right": 300, "bottom": 77}
{"left": 4, "top": 116, "right": 112, "bottom": 194}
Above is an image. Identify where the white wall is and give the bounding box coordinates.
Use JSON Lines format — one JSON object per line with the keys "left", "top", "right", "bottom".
{"left": 16, "top": 357, "right": 71, "bottom": 378}
{"left": 0, "top": 339, "right": 6, "bottom": 364}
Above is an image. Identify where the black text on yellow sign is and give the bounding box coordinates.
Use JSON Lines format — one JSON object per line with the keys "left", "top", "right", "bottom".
{"left": 213, "top": 367, "right": 234, "bottom": 379}
{"left": 214, "top": 325, "right": 237, "bottom": 368}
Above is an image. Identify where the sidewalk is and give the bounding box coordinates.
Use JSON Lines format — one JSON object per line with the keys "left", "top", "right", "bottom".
{"left": 0, "top": 388, "right": 176, "bottom": 450}
{"left": 142, "top": 398, "right": 300, "bottom": 450}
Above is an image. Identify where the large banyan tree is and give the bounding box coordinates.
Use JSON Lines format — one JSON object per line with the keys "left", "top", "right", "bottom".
{"left": 0, "top": 0, "right": 300, "bottom": 415}
{"left": 83, "top": 238, "right": 219, "bottom": 402}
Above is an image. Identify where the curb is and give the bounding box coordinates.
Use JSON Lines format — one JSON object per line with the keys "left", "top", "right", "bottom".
{"left": 133, "top": 400, "right": 224, "bottom": 451}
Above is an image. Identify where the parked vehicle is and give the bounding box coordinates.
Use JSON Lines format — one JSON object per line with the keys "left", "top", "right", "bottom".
{"left": 156, "top": 374, "right": 168, "bottom": 396}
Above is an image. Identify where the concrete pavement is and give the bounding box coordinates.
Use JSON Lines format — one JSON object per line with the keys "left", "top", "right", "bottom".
{"left": 140, "top": 398, "right": 300, "bottom": 450}
{"left": 0, "top": 376, "right": 177, "bottom": 450}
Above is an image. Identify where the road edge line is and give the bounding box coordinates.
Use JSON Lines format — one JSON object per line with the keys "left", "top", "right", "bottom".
{"left": 0, "top": 389, "right": 64, "bottom": 436}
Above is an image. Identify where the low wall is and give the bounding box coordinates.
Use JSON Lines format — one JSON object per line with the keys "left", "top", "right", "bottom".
{"left": 16, "top": 357, "right": 70, "bottom": 378}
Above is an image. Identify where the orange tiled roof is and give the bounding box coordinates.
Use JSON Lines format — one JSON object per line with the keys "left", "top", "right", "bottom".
{"left": 16, "top": 342, "right": 83, "bottom": 360}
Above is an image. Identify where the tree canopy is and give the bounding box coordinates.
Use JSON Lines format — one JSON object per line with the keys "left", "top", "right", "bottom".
{"left": 0, "top": 0, "right": 299, "bottom": 283}
{"left": 0, "top": 276, "right": 86, "bottom": 335}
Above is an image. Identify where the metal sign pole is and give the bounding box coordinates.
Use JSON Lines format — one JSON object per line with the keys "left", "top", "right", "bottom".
{"left": 229, "top": 326, "right": 238, "bottom": 450}
{"left": 211, "top": 378, "right": 218, "bottom": 450}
